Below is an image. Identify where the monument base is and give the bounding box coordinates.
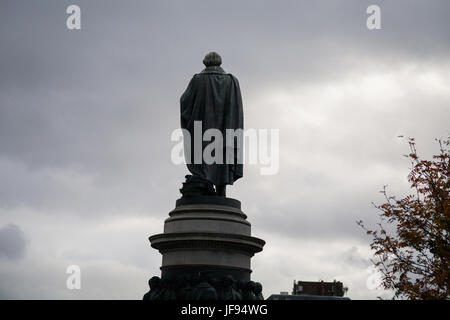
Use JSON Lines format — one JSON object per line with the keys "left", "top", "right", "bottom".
{"left": 144, "top": 196, "right": 265, "bottom": 300}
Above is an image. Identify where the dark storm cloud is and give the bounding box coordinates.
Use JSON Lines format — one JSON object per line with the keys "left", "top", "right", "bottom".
{"left": 0, "top": 224, "right": 27, "bottom": 260}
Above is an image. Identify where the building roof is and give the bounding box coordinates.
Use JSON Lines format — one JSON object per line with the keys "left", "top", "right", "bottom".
{"left": 267, "top": 294, "right": 351, "bottom": 300}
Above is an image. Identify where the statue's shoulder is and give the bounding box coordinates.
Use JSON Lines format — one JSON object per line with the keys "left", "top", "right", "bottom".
{"left": 187, "top": 73, "right": 202, "bottom": 85}
{"left": 228, "top": 73, "right": 240, "bottom": 83}
{"left": 192, "top": 69, "right": 237, "bottom": 84}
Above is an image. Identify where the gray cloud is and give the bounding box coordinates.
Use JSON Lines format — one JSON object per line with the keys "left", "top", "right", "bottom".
{"left": 0, "top": 224, "right": 27, "bottom": 260}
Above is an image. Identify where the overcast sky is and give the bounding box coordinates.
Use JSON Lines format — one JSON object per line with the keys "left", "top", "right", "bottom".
{"left": 0, "top": 0, "right": 449, "bottom": 299}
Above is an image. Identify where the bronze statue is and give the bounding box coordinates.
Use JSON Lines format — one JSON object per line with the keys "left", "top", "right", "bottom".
{"left": 180, "top": 52, "right": 243, "bottom": 197}
{"left": 218, "top": 275, "right": 242, "bottom": 300}
{"left": 254, "top": 282, "right": 264, "bottom": 300}
{"left": 192, "top": 272, "right": 218, "bottom": 300}
{"left": 241, "top": 280, "right": 257, "bottom": 300}
{"left": 143, "top": 276, "right": 164, "bottom": 300}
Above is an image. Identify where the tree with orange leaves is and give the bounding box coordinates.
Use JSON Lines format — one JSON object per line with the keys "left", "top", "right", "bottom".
{"left": 358, "top": 136, "right": 449, "bottom": 300}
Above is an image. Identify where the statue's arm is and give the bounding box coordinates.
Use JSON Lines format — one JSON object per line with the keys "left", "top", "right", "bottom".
{"left": 230, "top": 74, "right": 244, "bottom": 129}
{"left": 180, "top": 75, "right": 199, "bottom": 104}
{"left": 180, "top": 75, "right": 199, "bottom": 127}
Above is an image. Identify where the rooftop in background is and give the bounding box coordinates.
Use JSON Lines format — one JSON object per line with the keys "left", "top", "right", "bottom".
{"left": 267, "top": 294, "right": 350, "bottom": 300}
{"left": 267, "top": 279, "right": 350, "bottom": 300}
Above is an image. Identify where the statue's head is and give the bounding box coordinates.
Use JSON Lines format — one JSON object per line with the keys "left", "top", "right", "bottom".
{"left": 223, "top": 275, "right": 235, "bottom": 287}
{"left": 203, "top": 52, "right": 222, "bottom": 67}
{"left": 246, "top": 280, "right": 256, "bottom": 291}
{"left": 254, "top": 282, "right": 262, "bottom": 294}
{"left": 148, "top": 276, "right": 161, "bottom": 289}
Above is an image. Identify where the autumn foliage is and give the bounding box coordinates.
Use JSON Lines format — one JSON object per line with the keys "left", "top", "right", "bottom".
{"left": 358, "top": 136, "right": 450, "bottom": 300}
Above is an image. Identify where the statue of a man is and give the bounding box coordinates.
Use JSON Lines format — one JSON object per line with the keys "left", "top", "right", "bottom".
{"left": 180, "top": 52, "right": 243, "bottom": 197}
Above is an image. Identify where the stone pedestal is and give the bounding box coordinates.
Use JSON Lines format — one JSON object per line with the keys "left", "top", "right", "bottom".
{"left": 145, "top": 196, "right": 265, "bottom": 300}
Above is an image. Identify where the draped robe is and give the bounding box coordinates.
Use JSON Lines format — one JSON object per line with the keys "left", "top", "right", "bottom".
{"left": 180, "top": 66, "right": 244, "bottom": 187}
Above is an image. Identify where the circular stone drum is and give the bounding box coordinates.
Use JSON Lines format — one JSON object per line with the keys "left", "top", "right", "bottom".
{"left": 149, "top": 196, "right": 265, "bottom": 282}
